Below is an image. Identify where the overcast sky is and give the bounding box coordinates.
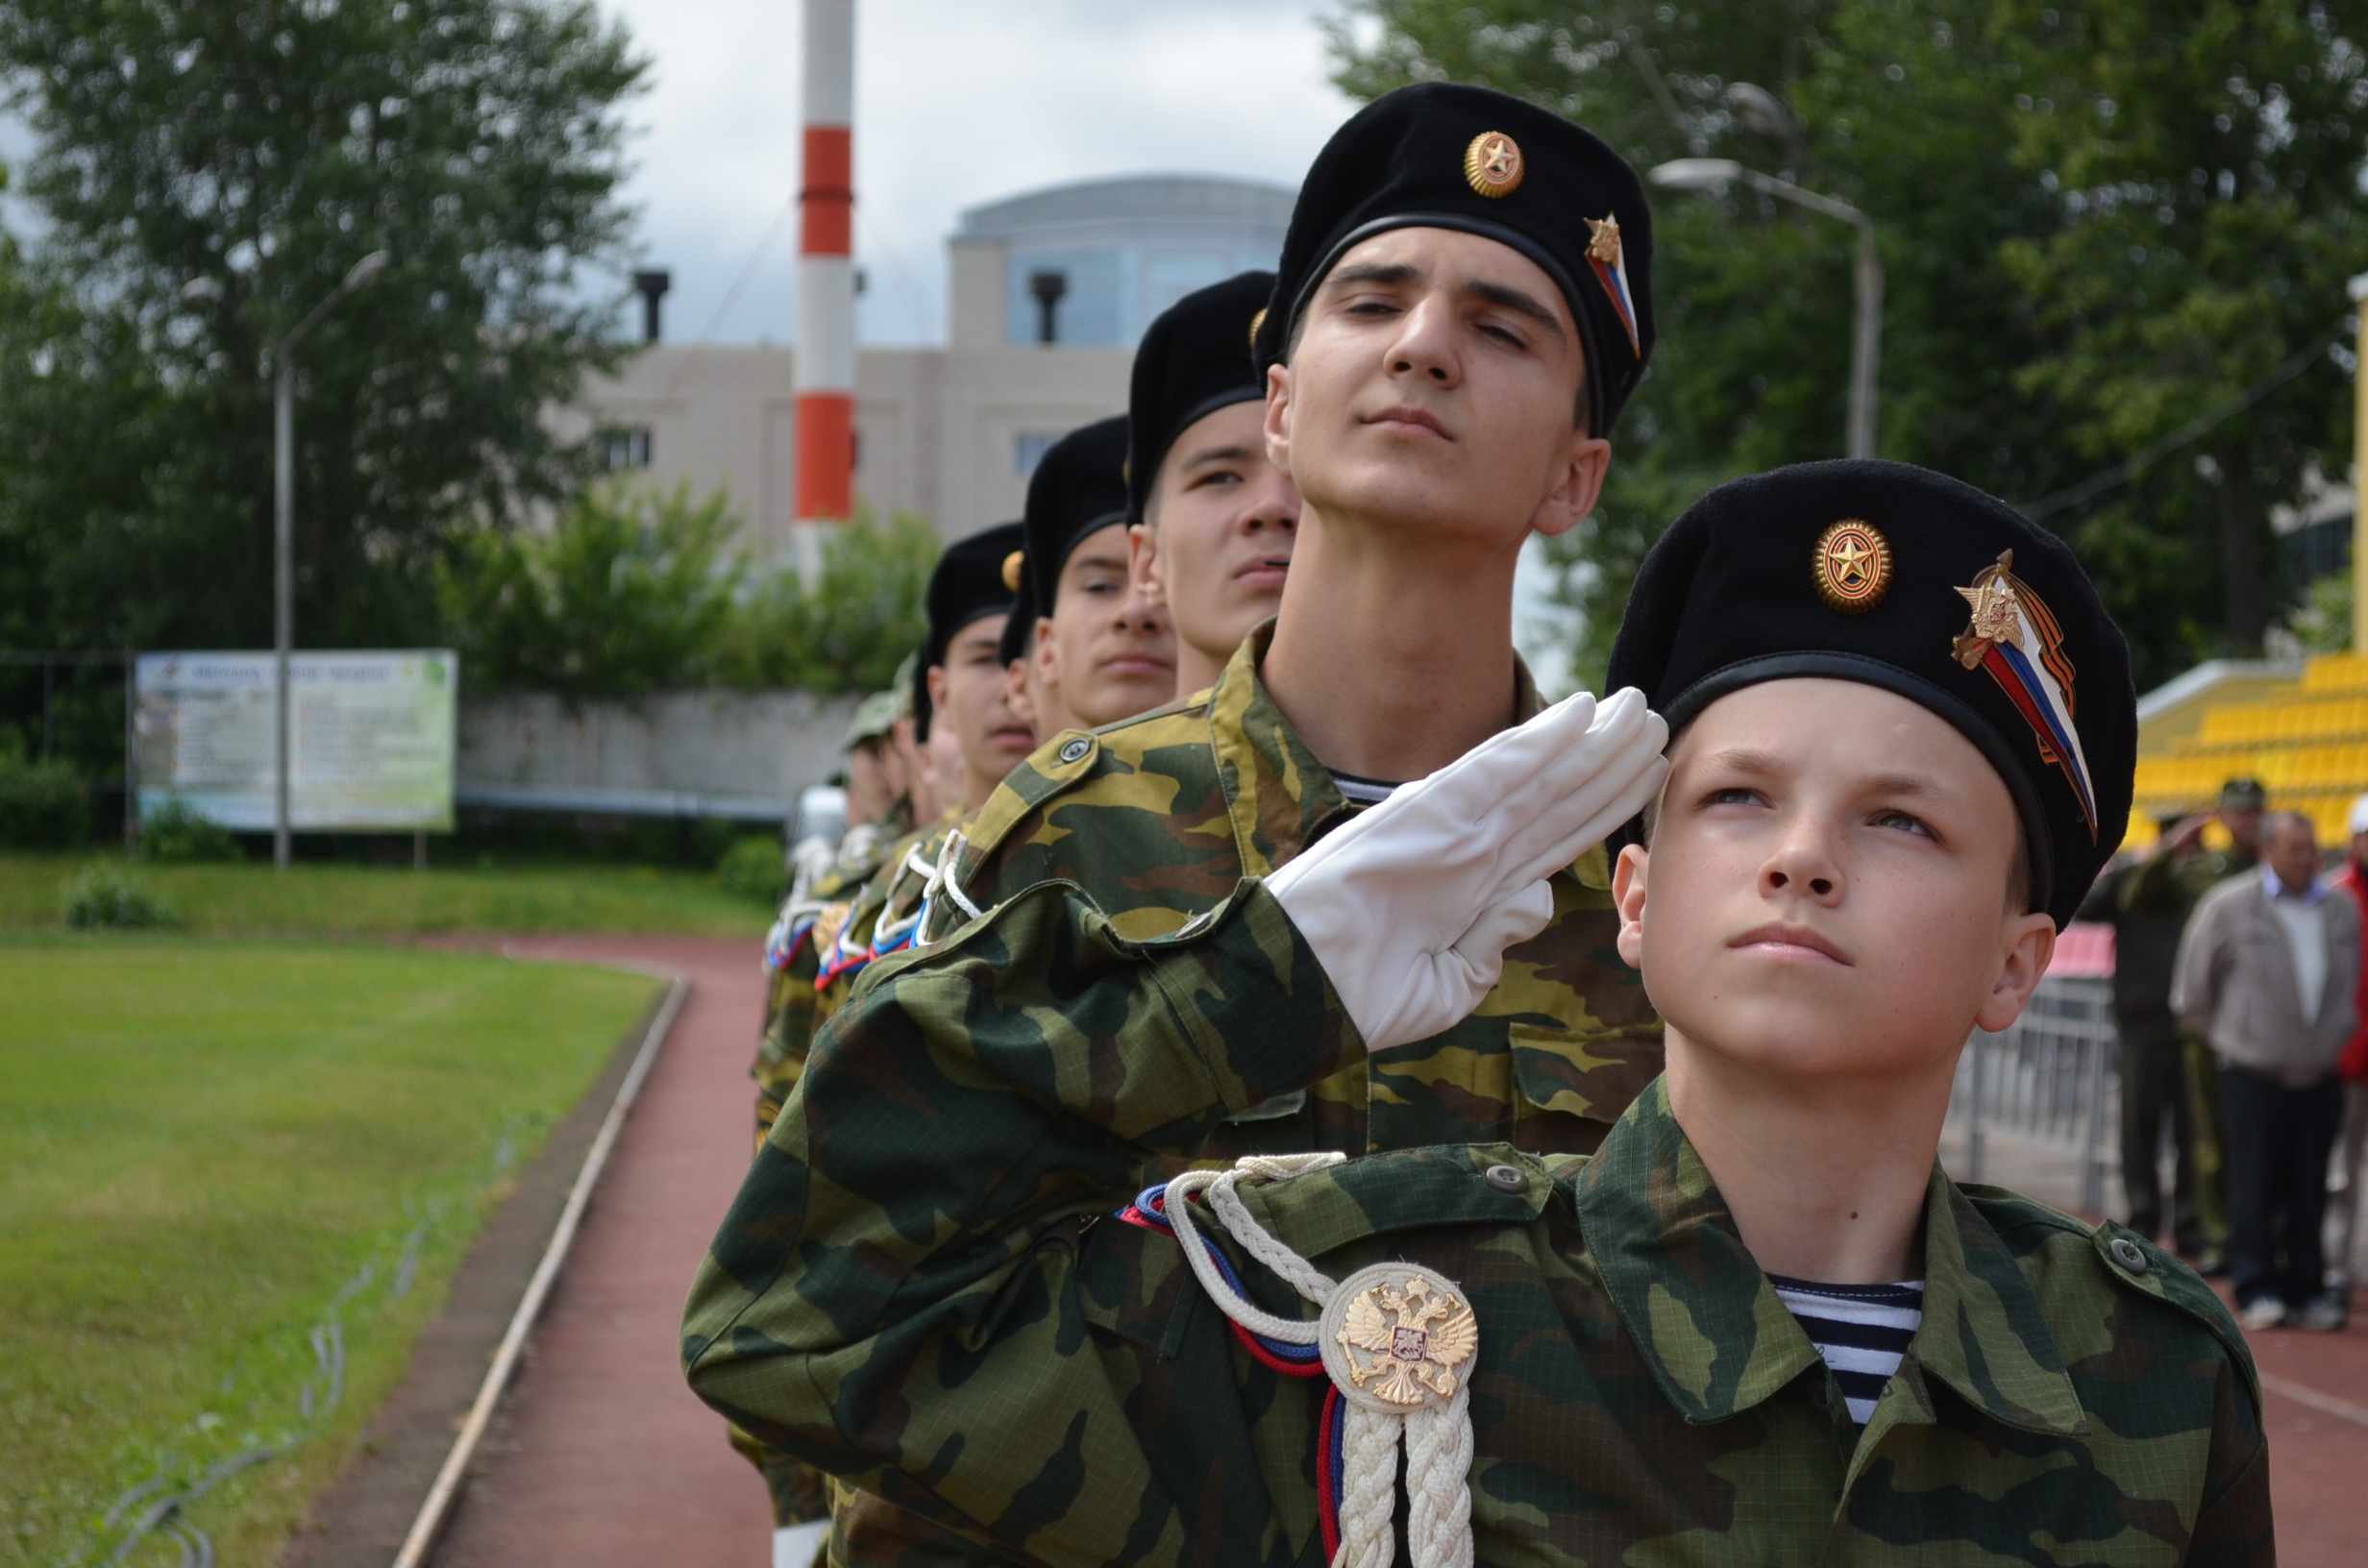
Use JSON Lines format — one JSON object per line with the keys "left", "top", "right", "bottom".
{"left": 607, "top": 0, "right": 1365, "bottom": 346}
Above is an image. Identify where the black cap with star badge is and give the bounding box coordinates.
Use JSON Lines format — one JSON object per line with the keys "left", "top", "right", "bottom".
{"left": 914, "top": 520, "right": 1024, "bottom": 741}
{"left": 1128, "top": 270, "right": 1275, "bottom": 526}
{"left": 1606, "top": 459, "right": 2135, "bottom": 928}
{"left": 1019, "top": 414, "right": 1130, "bottom": 618}
{"left": 1251, "top": 81, "right": 1653, "bottom": 437}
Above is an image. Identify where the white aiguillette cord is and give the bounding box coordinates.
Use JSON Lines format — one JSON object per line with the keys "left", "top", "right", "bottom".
{"left": 1163, "top": 1157, "right": 1478, "bottom": 1568}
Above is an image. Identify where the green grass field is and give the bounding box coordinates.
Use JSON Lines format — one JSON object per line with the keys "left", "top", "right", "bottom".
{"left": 0, "top": 852, "right": 770, "bottom": 939}
{"left": 0, "top": 939, "right": 660, "bottom": 1566}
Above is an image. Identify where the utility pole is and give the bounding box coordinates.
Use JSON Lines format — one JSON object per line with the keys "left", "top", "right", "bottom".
{"left": 267, "top": 250, "right": 391, "bottom": 869}
{"left": 2352, "top": 274, "right": 2368, "bottom": 653}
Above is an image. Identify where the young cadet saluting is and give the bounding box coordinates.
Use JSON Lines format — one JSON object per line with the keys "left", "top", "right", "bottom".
{"left": 1125, "top": 270, "right": 1300, "bottom": 697}
{"left": 942, "top": 82, "right": 1662, "bottom": 1156}
{"left": 1002, "top": 414, "right": 1177, "bottom": 739}
{"left": 751, "top": 521, "right": 1031, "bottom": 1139}
{"left": 729, "top": 524, "right": 1035, "bottom": 1552}
{"left": 685, "top": 458, "right": 2269, "bottom": 1566}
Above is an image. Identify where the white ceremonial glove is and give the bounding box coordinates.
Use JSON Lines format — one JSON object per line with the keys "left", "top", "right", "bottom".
{"left": 1264, "top": 688, "right": 1668, "bottom": 1051}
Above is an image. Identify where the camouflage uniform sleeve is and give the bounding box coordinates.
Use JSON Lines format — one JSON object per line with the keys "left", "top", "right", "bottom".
{"left": 680, "top": 878, "right": 1355, "bottom": 1561}
{"left": 752, "top": 904, "right": 848, "bottom": 1147}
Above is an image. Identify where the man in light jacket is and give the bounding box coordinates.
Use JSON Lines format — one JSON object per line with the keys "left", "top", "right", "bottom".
{"left": 2174, "top": 809, "right": 2358, "bottom": 1331}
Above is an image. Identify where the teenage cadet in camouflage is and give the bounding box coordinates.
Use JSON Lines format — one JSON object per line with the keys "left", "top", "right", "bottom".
{"left": 1124, "top": 269, "right": 1300, "bottom": 698}
{"left": 811, "top": 269, "right": 1314, "bottom": 1568}
{"left": 737, "top": 527, "right": 1036, "bottom": 1552}
{"left": 938, "top": 81, "right": 1664, "bottom": 1161}
{"left": 1010, "top": 415, "right": 1177, "bottom": 737}
{"left": 685, "top": 452, "right": 2269, "bottom": 1566}
{"left": 752, "top": 678, "right": 918, "bottom": 1146}
{"left": 752, "top": 524, "right": 1031, "bottom": 1139}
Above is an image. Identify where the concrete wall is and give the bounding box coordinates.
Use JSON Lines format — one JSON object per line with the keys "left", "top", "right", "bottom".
{"left": 456, "top": 689, "right": 863, "bottom": 821}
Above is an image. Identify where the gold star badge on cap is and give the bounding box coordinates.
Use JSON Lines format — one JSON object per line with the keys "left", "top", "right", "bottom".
{"left": 1000, "top": 551, "right": 1024, "bottom": 593}
{"left": 1813, "top": 520, "right": 1891, "bottom": 614}
{"left": 1463, "top": 131, "right": 1524, "bottom": 198}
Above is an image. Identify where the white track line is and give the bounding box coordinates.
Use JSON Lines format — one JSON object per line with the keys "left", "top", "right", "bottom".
{"left": 391, "top": 972, "right": 690, "bottom": 1568}
{"left": 2258, "top": 1371, "right": 2368, "bottom": 1430}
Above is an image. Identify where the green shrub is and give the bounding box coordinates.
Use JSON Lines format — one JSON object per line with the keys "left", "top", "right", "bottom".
{"left": 138, "top": 798, "right": 243, "bottom": 863}
{"left": 62, "top": 865, "right": 179, "bottom": 929}
{"left": 0, "top": 749, "right": 88, "bottom": 848}
{"left": 716, "top": 833, "right": 786, "bottom": 906}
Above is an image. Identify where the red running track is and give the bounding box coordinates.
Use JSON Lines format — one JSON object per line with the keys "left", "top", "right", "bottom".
{"left": 429, "top": 936, "right": 771, "bottom": 1568}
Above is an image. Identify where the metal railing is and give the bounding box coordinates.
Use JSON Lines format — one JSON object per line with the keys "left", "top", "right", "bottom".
{"left": 1949, "top": 975, "right": 2119, "bottom": 1214}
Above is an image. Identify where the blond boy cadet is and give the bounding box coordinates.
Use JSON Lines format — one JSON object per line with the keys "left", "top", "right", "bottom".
{"left": 1003, "top": 415, "right": 1177, "bottom": 738}
{"left": 1124, "top": 270, "right": 1300, "bottom": 697}
{"left": 686, "top": 459, "right": 2267, "bottom": 1566}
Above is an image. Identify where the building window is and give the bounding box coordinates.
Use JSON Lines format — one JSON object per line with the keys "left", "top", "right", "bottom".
{"left": 1014, "top": 432, "right": 1058, "bottom": 477}
{"left": 602, "top": 426, "right": 654, "bottom": 471}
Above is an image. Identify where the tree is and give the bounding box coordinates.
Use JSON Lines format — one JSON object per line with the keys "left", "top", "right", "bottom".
{"left": 1327, "top": 0, "right": 2368, "bottom": 688}
{"left": 0, "top": 0, "right": 647, "bottom": 654}
{"left": 440, "top": 482, "right": 743, "bottom": 699}
{"left": 1997, "top": 0, "right": 2368, "bottom": 653}
{"left": 442, "top": 492, "right": 940, "bottom": 699}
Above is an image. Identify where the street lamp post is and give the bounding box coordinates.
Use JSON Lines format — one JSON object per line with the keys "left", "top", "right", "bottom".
{"left": 266, "top": 251, "right": 391, "bottom": 870}
{"left": 1648, "top": 158, "right": 1884, "bottom": 459}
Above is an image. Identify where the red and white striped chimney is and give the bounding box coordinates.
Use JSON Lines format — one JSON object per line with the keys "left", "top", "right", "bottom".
{"left": 794, "top": 0, "right": 856, "bottom": 551}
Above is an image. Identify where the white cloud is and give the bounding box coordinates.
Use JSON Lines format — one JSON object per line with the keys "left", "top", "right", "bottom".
{"left": 605, "top": 0, "right": 1358, "bottom": 345}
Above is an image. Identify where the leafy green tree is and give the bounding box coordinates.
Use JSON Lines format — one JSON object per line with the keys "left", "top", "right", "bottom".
{"left": 1328, "top": 0, "right": 2368, "bottom": 688}
{"left": 441, "top": 483, "right": 743, "bottom": 698}
{"left": 442, "top": 490, "right": 938, "bottom": 698}
{"left": 718, "top": 510, "right": 941, "bottom": 694}
{"left": 1997, "top": 0, "right": 2368, "bottom": 653}
{"left": 0, "top": 0, "right": 647, "bottom": 653}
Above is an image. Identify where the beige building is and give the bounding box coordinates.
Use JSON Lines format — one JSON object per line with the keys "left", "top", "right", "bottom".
{"left": 563, "top": 174, "right": 1294, "bottom": 551}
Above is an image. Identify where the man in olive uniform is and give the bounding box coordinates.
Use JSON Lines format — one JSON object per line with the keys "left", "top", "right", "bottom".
{"left": 686, "top": 454, "right": 2267, "bottom": 1564}
{"left": 1006, "top": 415, "right": 1177, "bottom": 738}
{"left": 1124, "top": 270, "right": 1300, "bottom": 698}
{"left": 943, "top": 82, "right": 1664, "bottom": 1159}
{"left": 2076, "top": 776, "right": 2264, "bottom": 1271}
{"left": 736, "top": 527, "right": 1033, "bottom": 1559}
{"left": 2079, "top": 813, "right": 2218, "bottom": 1263}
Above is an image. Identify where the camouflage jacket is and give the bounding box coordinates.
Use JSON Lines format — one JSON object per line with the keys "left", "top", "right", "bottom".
{"left": 685, "top": 880, "right": 2270, "bottom": 1566}
{"left": 927, "top": 622, "right": 1660, "bottom": 1158}
{"left": 752, "top": 813, "right": 957, "bottom": 1139}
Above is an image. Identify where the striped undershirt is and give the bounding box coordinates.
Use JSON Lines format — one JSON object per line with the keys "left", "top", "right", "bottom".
{"left": 1329, "top": 772, "right": 1403, "bottom": 807}
{"left": 1767, "top": 1275, "right": 1925, "bottom": 1426}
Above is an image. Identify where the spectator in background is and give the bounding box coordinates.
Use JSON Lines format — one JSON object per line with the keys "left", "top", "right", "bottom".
{"left": 2326, "top": 792, "right": 2368, "bottom": 1300}
{"left": 2079, "top": 810, "right": 2215, "bottom": 1264}
{"left": 2174, "top": 810, "right": 2357, "bottom": 1331}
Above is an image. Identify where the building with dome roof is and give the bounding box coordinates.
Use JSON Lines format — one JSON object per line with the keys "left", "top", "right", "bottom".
{"left": 562, "top": 173, "right": 1293, "bottom": 552}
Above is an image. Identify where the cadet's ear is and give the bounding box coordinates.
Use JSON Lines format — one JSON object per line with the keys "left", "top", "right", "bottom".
{"left": 1974, "top": 911, "right": 2057, "bottom": 1035}
{"left": 1264, "top": 361, "right": 1294, "bottom": 475}
{"left": 1127, "top": 522, "right": 1167, "bottom": 607}
{"left": 1530, "top": 429, "right": 1611, "bottom": 540}
{"left": 1613, "top": 843, "right": 1649, "bottom": 968}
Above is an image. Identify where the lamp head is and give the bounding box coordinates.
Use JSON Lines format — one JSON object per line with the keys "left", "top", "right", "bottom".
{"left": 1647, "top": 158, "right": 1744, "bottom": 192}
{"left": 343, "top": 251, "right": 392, "bottom": 291}
{"left": 1724, "top": 83, "right": 1794, "bottom": 140}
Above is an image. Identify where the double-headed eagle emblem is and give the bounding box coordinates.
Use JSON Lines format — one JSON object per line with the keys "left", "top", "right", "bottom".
{"left": 1327, "top": 1267, "right": 1478, "bottom": 1409}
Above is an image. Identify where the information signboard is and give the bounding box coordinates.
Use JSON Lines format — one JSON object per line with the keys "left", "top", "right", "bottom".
{"left": 133, "top": 651, "right": 457, "bottom": 831}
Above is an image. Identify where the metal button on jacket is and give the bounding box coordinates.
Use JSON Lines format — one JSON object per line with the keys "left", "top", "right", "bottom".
{"left": 2109, "top": 1237, "right": 2148, "bottom": 1274}
{"left": 1058, "top": 738, "right": 1092, "bottom": 764}
{"left": 1484, "top": 1164, "right": 1529, "bottom": 1194}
